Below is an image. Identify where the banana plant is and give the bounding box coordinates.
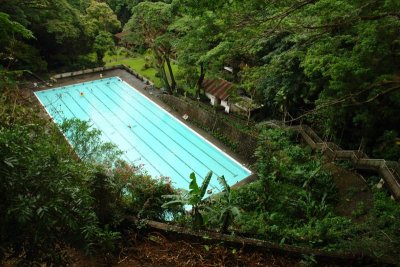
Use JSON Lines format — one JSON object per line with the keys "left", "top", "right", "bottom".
{"left": 162, "top": 171, "right": 212, "bottom": 228}
{"left": 206, "top": 175, "right": 240, "bottom": 233}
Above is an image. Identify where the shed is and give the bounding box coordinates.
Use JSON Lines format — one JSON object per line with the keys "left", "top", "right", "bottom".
{"left": 202, "top": 78, "right": 233, "bottom": 113}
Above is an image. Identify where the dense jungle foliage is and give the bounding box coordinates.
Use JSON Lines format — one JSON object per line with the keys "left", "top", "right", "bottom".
{"left": 1, "top": 0, "right": 399, "bottom": 159}
{"left": 1, "top": 0, "right": 400, "bottom": 265}
{"left": 229, "top": 128, "right": 400, "bottom": 260}
{"left": 0, "top": 92, "right": 182, "bottom": 264}
{"left": 162, "top": 127, "right": 400, "bottom": 262}
{"left": 120, "top": 0, "right": 400, "bottom": 160}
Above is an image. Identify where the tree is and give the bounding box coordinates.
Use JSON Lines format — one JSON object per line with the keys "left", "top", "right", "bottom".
{"left": 124, "top": 1, "right": 176, "bottom": 94}
{"left": 0, "top": 97, "right": 120, "bottom": 264}
{"left": 0, "top": 9, "right": 42, "bottom": 73}
{"left": 0, "top": 0, "right": 120, "bottom": 71}
{"left": 0, "top": 11, "right": 38, "bottom": 83}
{"left": 175, "top": 0, "right": 400, "bottom": 159}
{"left": 85, "top": 1, "right": 121, "bottom": 34}
{"left": 93, "top": 31, "right": 115, "bottom": 64}
{"left": 171, "top": 12, "right": 222, "bottom": 97}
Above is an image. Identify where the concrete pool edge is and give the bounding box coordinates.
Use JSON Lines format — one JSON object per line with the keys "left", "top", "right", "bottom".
{"left": 29, "top": 68, "right": 255, "bottom": 186}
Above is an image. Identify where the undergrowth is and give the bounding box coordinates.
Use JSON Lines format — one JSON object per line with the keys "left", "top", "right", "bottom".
{"left": 218, "top": 127, "right": 400, "bottom": 262}
{"left": 0, "top": 92, "right": 182, "bottom": 265}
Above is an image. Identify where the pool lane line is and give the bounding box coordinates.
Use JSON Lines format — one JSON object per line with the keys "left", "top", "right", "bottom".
{"left": 40, "top": 92, "right": 133, "bottom": 164}
{"left": 47, "top": 92, "right": 134, "bottom": 164}
{"left": 111, "top": 81, "right": 242, "bottom": 177}
{"left": 42, "top": 95, "right": 66, "bottom": 122}
{"left": 87, "top": 85, "right": 192, "bottom": 185}
{"left": 65, "top": 88, "right": 162, "bottom": 175}
{"left": 118, "top": 78, "right": 251, "bottom": 175}
{"left": 38, "top": 85, "right": 193, "bottom": 186}
{"left": 72, "top": 85, "right": 186, "bottom": 183}
{"left": 94, "top": 84, "right": 214, "bottom": 188}
{"left": 116, "top": 80, "right": 251, "bottom": 176}
{"left": 101, "top": 83, "right": 234, "bottom": 180}
{"left": 63, "top": 89, "right": 161, "bottom": 175}
{"left": 85, "top": 85, "right": 191, "bottom": 185}
{"left": 97, "top": 84, "right": 223, "bottom": 174}
{"left": 63, "top": 89, "right": 156, "bottom": 172}
{"left": 36, "top": 91, "right": 65, "bottom": 109}
{"left": 102, "top": 82, "right": 232, "bottom": 190}
{"left": 108, "top": 81, "right": 236, "bottom": 176}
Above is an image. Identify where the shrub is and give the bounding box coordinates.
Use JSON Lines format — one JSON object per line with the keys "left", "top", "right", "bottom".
{"left": 60, "top": 118, "right": 123, "bottom": 166}
{"left": 0, "top": 112, "right": 106, "bottom": 264}
{"left": 115, "top": 161, "right": 183, "bottom": 221}
{"left": 0, "top": 97, "right": 181, "bottom": 264}
{"left": 230, "top": 127, "right": 339, "bottom": 246}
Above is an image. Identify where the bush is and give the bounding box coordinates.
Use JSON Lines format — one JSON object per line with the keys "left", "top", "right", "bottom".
{"left": 0, "top": 108, "right": 105, "bottom": 264}
{"left": 113, "top": 161, "right": 183, "bottom": 221}
{"left": 141, "top": 63, "right": 151, "bottom": 70}
{"left": 230, "top": 127, "right": 339, "bottom": 247}
{"left": 227, "top": 126, "right": 400, "bottom": 262}
{"left": 0, "top": 97, "right": 182, "bottom": 264}
{"left": 60, "top": 118, "right": 123, "bottom": 166}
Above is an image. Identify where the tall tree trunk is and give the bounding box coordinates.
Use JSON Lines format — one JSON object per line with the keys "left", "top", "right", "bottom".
{"left": 197, "top": 63, "right": 206, "bottom": 97}
{"left": 164, "top": 55, "right": 177, "bottom": 94}
{"left": 154, "top": 48, "right": 172, "bottom": 94}
{"left": 160, "top": 63, "right": 172, "bottom": 94}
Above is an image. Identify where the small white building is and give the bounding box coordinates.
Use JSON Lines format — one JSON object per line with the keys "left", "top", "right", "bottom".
{"left": 202, "top": 78, "right": 233, "bottom": 113}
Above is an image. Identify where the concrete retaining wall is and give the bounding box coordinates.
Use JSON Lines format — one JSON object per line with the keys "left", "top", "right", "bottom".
{"left": 51, "top": 65, "right": 154, "bottom": 86}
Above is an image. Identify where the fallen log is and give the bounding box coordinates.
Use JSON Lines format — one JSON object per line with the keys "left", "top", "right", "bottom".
{"left": 126, "top": 217, "right": 396, "bottom": 265}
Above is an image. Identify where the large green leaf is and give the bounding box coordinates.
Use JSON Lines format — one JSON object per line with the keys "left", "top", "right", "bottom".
{"left": 199, "top": 171, "right": 212, "bottom": 198}
{"left": 217, "top": 175, "right": 230, "bottom": 193}
{"left": 189, "top": 172, "right": 200, "bottom": 194}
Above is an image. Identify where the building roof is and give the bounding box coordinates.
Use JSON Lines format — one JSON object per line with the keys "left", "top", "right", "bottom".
{"left": 202, "top": 78, "right": 233, "bottom": 101}
{"left": 114, "top": 32, "right": 128, "bottom": 39}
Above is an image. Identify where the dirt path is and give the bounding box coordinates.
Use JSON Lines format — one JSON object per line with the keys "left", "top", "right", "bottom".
{"left": 68, "top": 232, "right": 300, "bottom": 267}
{"left": 325, "top": 163, "right": 373, "bottom": 221}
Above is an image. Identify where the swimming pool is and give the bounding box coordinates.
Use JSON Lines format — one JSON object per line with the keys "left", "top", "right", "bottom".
{"left": 34, "top": 76, "right": 251, "bottom": 190}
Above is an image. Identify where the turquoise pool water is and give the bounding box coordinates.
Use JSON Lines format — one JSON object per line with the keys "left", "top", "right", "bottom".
{"left": 34, "top": 77, "right": 251, "bottom": 190}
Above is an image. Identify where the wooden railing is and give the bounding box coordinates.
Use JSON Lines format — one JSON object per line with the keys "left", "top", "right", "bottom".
{"left": 265, "top": 121, "right": 400, "bottom": 201}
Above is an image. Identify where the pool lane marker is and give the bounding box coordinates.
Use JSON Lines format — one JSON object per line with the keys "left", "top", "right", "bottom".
{"left": 100, "top": 83, "right": 228, "bottom": 178}
{"left": 110, "top": 81, "right": 237, "bottom": 176}
{"left": 119, "top": 78, "right": 252, "bottom": 175}
{"left": 89, "top": 84, "right": 191, "bottom": 184}
{"left": 65, "top": 87, "right": 164, "bottom": 177}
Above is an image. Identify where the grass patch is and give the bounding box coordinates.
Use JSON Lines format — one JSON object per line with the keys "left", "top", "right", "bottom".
{"left": 104, "top": 49, "right": 178, "bottom": 88}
